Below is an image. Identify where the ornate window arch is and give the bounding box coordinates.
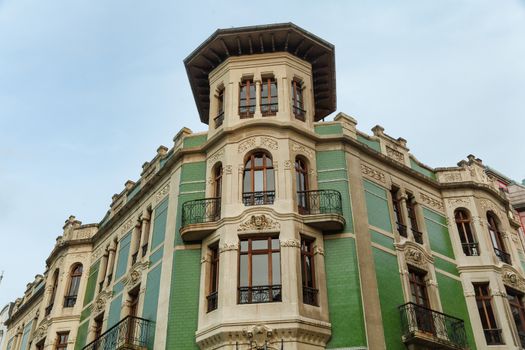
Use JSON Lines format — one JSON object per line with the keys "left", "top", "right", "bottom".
{"left": 64, "top": 263, "right": 83, "bottom": 307}
{"left": 242, "top": 151, "right": 275, "bottom": 205}
{"left": 454, "top": 208, "right": 479, "bottom": 256}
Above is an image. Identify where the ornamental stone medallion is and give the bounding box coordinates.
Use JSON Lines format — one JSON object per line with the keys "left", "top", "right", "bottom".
{"left": 93, "top": 290, "right": 113, "bottom": 314}
{"left": 502, "top": 266, "right": 525, "bottom": 293}
{"left": 243, "top": 324, "right": 274, "bottom": 349}
{"left": 238, "top": 215, "right": 280, "bottom": 232}
{"left": 123, "top": 260, "right": 150, "bottom": 290}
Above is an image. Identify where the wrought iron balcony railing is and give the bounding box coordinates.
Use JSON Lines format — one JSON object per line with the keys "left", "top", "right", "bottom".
{"left": 302, "top": 286, "right": 318, "bottom": 306}
{"left": 399, "top": 302, "right": 467, "bottom": 349}
{"left": 297, "top": 190, "right": 343, "bottom": 216}
{"left": 181, "top": 197, "right": 221, "bottom": 227}
{"left": 82, "top": 316, "right": 153, "bottom": 350}
{"left": 242, "top": 191, "right": 275, "bottom": 206}
{"left": 396, "top": 222, "right": 407, "bottom": 237}
{"left": 238, "top": 285, "right": 282, "bottom": 304}
{"left": 207, "top": 291, "right": 218, "bottom": 313}
{"left": 214, "top": 111, "right": 224, "bottom": 128}
{"left": 461, "top": 242, "right": 479, "bottom": 256}
{"left": 63, "top": 296, "right": 77, "bottom": 308}
{"left": 494, "top": 248, "right": 511, "bottom": 264}
{"left": 483, "top": 328, "right": 503, "bottom": 345}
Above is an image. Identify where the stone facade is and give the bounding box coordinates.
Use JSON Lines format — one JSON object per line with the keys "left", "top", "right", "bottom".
{"left": 2, "top": 23, "right": 524, "bottom": 350}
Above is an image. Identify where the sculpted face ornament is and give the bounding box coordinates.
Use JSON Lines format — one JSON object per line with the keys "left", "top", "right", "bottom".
{"left": 243, "top": 324, "right": 274, "bottom": 349}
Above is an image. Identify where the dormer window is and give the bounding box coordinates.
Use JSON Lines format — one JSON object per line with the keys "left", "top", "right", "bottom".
{"left": 239, "top": 78, "right": 255, "bottom": 118}
{"left": 215, "top": 87, "right": 225, "bottom": 128}
{"left": 291, "top": 79, "right": 305, "bottom": 121}
{"left": 261, "top": 77, "right": 278, "bottom": 116}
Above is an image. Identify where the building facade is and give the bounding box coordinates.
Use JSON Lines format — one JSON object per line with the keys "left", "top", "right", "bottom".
{"left": 3, "top": 23, "right": 525, "bottom": 350}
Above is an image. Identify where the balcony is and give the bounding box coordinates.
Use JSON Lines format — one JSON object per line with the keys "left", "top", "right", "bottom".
{"left": 242, "top": 191, "right": 275, "bottom": 206}
{"left": 82, "top": 316, "right": 153, "bottom": 350}
{"left": 297, "top": 190, "right": 345, "bottom": 231}
{"left": 399, "top": 302, "right": 468, "bottom": 349}
{"left": 238, "top": 285, "right": 282, "bottom": 304}
{"left": 494, "top": 248, "right": 511, "bottom": 264}
{"left": 461, "top": 242, "right": 479, "bottom": 256}
{"left": 180, "top": 197, "right": 221, "bottom": 241}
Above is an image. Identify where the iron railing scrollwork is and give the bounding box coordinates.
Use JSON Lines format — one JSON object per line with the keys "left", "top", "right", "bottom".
{"left": 494, "top": 248, "right": 511, "bottom": 264}
{"left": 82, "top": 316, "right": 153, "bottom": 350}
{"left": 399, "top": 302, "right": 467, "bottom": 349}
{"left": 297, "top": 190, "right": 343, "bottom": 216}
{"left": 462, "top": 242, "right": 479, "bottom": 256}
{"left": 207, "top": 291, "right": 218, "bottom": 313}
{"left": 242, "top": 191, "right": 275, "bottom": 206}
{"left": 302, "top": 286, "right": 318, "bottom": 306}
{"left": 181, "top": 197, "right": 221, "bottom": 227}
{"left": 238, "top": 285, "right": 282, "bottom": 304}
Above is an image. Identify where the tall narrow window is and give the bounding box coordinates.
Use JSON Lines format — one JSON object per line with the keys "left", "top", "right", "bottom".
{"left": 474, "top": 283, "right": 503, "bottom": 345}
{"left": 407, "top": 193, "right": 423, "bottom": 244}
{"left": 93, "top": 313, "right": 104, "bottom": 342}
{"left": 487, "top": 213, "right": 510, "bottom": 264}
{"left": 128, "top": 289, "right": 139, "bottom": 317}
{"left": 391, "top": 187, "right": 407, "bottom": 237}
{"left": 207, "top": 245, "right": 219, "bottom": 312}
{"left": 301, "top": 238, "right": 317, "bottom": 306}
{"left": 238, "top": 237, "right": 281, "bottom": 304}
{"left": 455, "top": 209, "right": 479, "bottom": 256}
{"left": 55, "top": 332, "right": 69, "bottom": 350}
{"left": 215, "top": 88, "right": 225, "bottom": 128}
{"left": 506, "top": 288, "right": 525, "bottom": 347}
{"left": 242, "top": 152, "right": 275, "bottom": 205}
{"left": 239, "top": 79, "right": 255, "bottom": 118}
{"left": 295, "top": 158, "right": 309, "bottom": 213}
{"left": 214, "top": 164, "right": 223, "bottom": 198}
{"left": 261, "top": 77, "right": 278, "bottom": 116}
{"left": 64, "top": 264, "right": 83, "bottom": 307}
{"left": 291, "top": 79, "right": 305, "bottom": 120}
{"left": 408, "top": 268, "right": 433, "bottom": 333}
{"left": 46, "top": 269, "right": 59, "bottom": 316}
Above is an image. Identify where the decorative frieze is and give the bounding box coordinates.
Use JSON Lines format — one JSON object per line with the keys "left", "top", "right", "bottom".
{"left": 386, "top": 146, "right": 404, "bottom": 163}
{"left": 502, "top": 269, "right": 525, "bottom": 293}
{"left": 420, "top": 192, "right": 444, "bottom": 212}
{"left": 283, "top": 160, "right": 292, "bottom": 170}
{"left": 208, "top": 148, "right": 225, "bottom": 164}
{"left": 155, "top": 182, "right": 170, "bottom": 203}
{"left": 260, "top": 137, "right": 278, "bottom": 150}
{"left": 121, "top": 217, "right": 136, "bottom": 234}
{"left": 446, "top": 198, "right": 469, "bottom": 207}
{"left": 291, "top": 142, "right": 313, "bottom": 157}
{"left": 224, "top": 165, "right": 232, "bottom": 175}
{"left": 314, "top": 245, "right": 325, "bottom": 256}
{"left": 280, "top": 239, "right": 300, "bottom": 248}
{"left": 480, "top": 199, "right": 502, "bottom": 214}
{"left": 243, "top": 324, "right": 274, "bottom": 349}
{"left": 122, "top": 260, "right": 150, "bottom": 291}
{"left": 219, "top": 242, "right": 238, "bottom": 253}
{"left": 440, "top": 172, "right": 463, "bottom": 183}
{"left": 360, "top": 163, "right": 386, "bottom": 183}
{"left": 238, "top": 138, "right": 257, "bottom": 153}
{"left": 93, "top": 290, "right": 113, "bottom": 314}
{"left": 405, "top": 248, "right": 427, "bottom": 270}
{"left": 238, "top": 215, "right": 280, "bottom": 232}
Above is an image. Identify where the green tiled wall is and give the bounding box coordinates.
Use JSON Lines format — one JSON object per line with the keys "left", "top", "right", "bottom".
{"left": 409, "top": 158, "right": 436, "bottom": 179}
{"left": 115, "top": 231, "right": 132, "bottom": 281}
{"left": 142, "top": 263, "right": 163, "bottom": 345}
{"left": 357, "top": 135, "right": 381, "bottom": 152}
{"left": 166, "top": 249, "right": 201, "bottom": 349}
{"left": 83, "top": 260, "right": 100, "bottom": 307}
{"left": 151, "top": 197, "right": 169, "bottom": 250}
{"left": 314, "top": 123, "right": 343, "bottom": 135}
{"left": 107, "top": 294, "right": 123, "bottom": 328}
{"left": 364, "top": 180, "right": 392, "bottom": 233}
{"left": 423, "top": 208, "right": 455, "bottom": 259}
{"left": 324, "top": 238, "right": 366, "bottom": 348}
{"left": 183, "top": 134, "right": 207, "bottom": 148}
{"left": 74, "top": 322, "right": 89, "bottom": 350}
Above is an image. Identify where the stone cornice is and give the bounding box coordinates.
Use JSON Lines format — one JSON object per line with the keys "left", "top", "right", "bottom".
{"left": 45, "top": 238, "right": 92, "bottom": 266}
{"left": 5, "top": 286, "right": 44, "bottom": 327}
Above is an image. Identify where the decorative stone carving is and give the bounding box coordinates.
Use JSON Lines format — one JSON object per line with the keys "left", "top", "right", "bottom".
{"left": 200, "top": 256, "right": 209, "bottom": 264}
{"left": 480, "top": 199, "right": 502, "bottom": 214}
{"left": 440, "top": 172, "right": 463, "bottom": 182}
{"left": 260, "top": 137, "right": 278, "bottom": 150}
{"left": 243, "top": 324, "right": 274, "bottom": 349}
{"left": 314, "top": 245, "right": 325, "bottom": 256}
{"left": 121, "top": 217, "right": 135, "bottom": 234}
{"left": 224, "top": 165, "right": 232, "bottom": 175}
{"left": 283, "top": 160, "right": 292, "bottom": 170}
{"left": 446, "top": 198, "right": 469, "bottom": 207}
{"left": 360, "top": 163, "right": 386, "bottom": 183}
{"left": 280, "top": 239, "right": 300, "bottom": 248}
{"left": 219, "top": 242, "right": 238, "bottom": 253}
{"left": 93, "top": 290, "right": 113, "bottom": 314}
{"left": 291, "top": 142, "right": 313, "bottom": 157}
{"left": 123, "top": 261, "right": 150, "bottom": 290}
{"left": 386, "top": 146, "right": 404, "bottom": 163}
{"left": 404, "top": 247, "right": 428, "bottom": 270}
{"left": 155, "top": 182, "right": 170, "bottom": 203}
{"left": 238, "top": 215, "right": 280, "bottom": 232}
{"left": 420, "top": 193, "right": 444, "bottom": 212}
{"left": 238, "top": 138, "right": 257, "bottom": 153}
{"left": 33, "top": 318, "right": 51, "bottom": 342}
{"left": 491, "top": 290, "right": 507, "bottom": 298}
{"left": 502, "top": 268, "right": 525, "bottom": 292}
{"left": 208, "top": 149, "right": 224, "bottom": 164}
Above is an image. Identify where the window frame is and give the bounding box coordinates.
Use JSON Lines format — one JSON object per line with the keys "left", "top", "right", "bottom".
{"left": 239, "top": 78, "right": 256, "bottom": 118}
{"left": 300, "top": 237, "right": 318, "bottom": 306}
{"left": 295, "top": 158, "right": 309, "bottom": 213}
{"left": 242, "top": 152, "right": 275, "bottom": 206}
{"left": 406, "top": 193, "right": 423, "bottom": 244}
{"left": 215, "top": 87, "right": 225, "bottom": 128}
{"left": 454, "top": 209, "right": 479, "bottom": 256}
{"left": 291, "top": 79, "right": 305, "bottom": 120}
{"left": 474, "top": 283, "right": 503, "bottom": 345}
{"left": 506, "top": 287, "right": 525, "bottom": 345}
{"left": 55, "top": 332, "right": 69, "bottom": 350}
{"left": 408, "top": 268, "right": 430, "bottom": 308}
{"left": 64, "top": 264, "right": 83, "bottom": 308}
{"left": 260, "top": 76, "right": 278, "bottom": 116}
{"left": 391, "top": 187, "right": 407, "bottom": 237}
{"left": 207, "top": 244, "right": 219, "bottom": 312}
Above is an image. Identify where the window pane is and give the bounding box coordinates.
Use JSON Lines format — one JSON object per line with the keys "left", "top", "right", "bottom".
{"left": 265, "top": 156, "right": 273, "bottom": 167}
{"left": 243, "top": 171, "right": 251, "bottom": 192}
{"left": 239, "top": 255, "right": 248, "bottom": 287}
{"left": 266, "top": 169, "right": 275, "bottom": 191}
{"left": 271, "top": 238, "right": 280, "bottom": 250}
{"left": 254, "top": 171, "right": 263, "bottom": 191}
{"left": 240, "top": 240, "right": 248, "bottom": 252}
{"left": 305, "top": 256, "right": 313, "bottom": 286}
{"left": 272, "top": 252, "right": 281, "bottom": 284}
{"left": 254, "top": 156, "right": 263, "bottom": 167}
{"left": 252, "top": 239, "right": 268, "bottom": 250}
{"left": 252, "top": 255, "right": 269, "bottom": 286}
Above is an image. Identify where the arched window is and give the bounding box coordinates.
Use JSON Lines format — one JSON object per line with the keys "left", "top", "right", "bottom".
{"left": 487, "top": 213, "right": 510, "bottom": 264}
{"left": 64, "top": 264, "right": 83, "bottom": 307}
{"left": 242, "top": 152, "right": 275, "bottom": 205}
{"left": 214, "top": 164, "right": 223, "bottom": 198}
{"left": 45, "top": 269, "right": 59, "bottom": 316}
{"left": 455, "top": 209, "right": 479, "bottom": 256}
{"left": 295, "top": 158, "right": 309, "bottom": 213}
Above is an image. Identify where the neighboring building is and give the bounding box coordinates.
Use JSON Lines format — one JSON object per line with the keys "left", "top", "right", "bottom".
{"left": 2, "top": 23, "right": 525, "bottom": 350}
{"left": 0, "top": 303, "right": 13, "bottom": 350}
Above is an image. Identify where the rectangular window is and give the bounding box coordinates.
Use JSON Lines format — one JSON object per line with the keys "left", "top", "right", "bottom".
{"left": 94, "top": 314, "right": 104, "bottom": 341}
{"left": 207, "top": 245, "right": 219, "bottom": 312}
{"left": 474, "top": 283, "right": 503, "bottom": 345}
{"left": 391, "top": 187, "right": 407, "bottom": 237}
{"left": 215, "top": 88, "right": 225, "bottom": 128}
{"left": 507, "top": 288, "right": 525, "bottom": 347}
{"left": 238, "top": 237, "right": 281, "bottom": 304}
{"left": 408, "top": 268, "right": 433, "bottom": 333}
{"left": 239, "top": 79, "right": 255, "bottom": 118}
{"left": 55, "top": 332, "right": 69, "bottom": 350}
{"left": 301, "top": 238, "right": 318, "bottom": 306}
{"left": 291, "top": 79, "right": 305, "bottom": 120}
{"left": 261, "top": 77, "right": 278, "bottom": 116}
{"left": 406, "top": 193, "right": 423, "bottom": 244}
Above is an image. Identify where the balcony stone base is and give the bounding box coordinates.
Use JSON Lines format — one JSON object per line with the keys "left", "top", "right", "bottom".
{"left": 403, "top": 331, "right": 466, "bottom": 350}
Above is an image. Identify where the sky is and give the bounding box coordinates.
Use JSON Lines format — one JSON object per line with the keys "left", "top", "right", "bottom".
{"left": 0, "top": 0, "right": 524, "bottom": 307}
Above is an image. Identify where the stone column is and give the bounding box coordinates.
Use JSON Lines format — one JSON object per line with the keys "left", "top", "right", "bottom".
{"left": 106, "top": 242, "right": 117, "bottom": 285}
{"left": 97, "top": 249, "right": 109, "bottom": 292}
{"left": 139, "top": 212, "right": 151, "bottom": 257}
{"left": 398, "top": 189, "right": 411, "bottom": 239}
{"left": 254, "top": 79, "right": 261, "bottom": 118}
{"left": 129, "top": 220, "right": 142, "bottom": 268}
